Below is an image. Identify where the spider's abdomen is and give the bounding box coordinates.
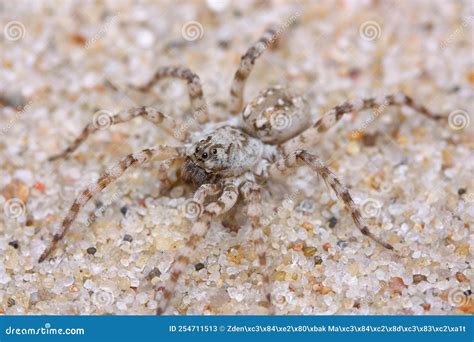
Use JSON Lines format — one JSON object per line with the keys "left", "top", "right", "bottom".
{"left": 242, "top": 86, "right": 311, "bottom": 144}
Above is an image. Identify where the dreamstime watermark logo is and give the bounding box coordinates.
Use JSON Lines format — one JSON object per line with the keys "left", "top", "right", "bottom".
{"left": 440, "top": 15, "right": 474, "bottom": 49}
{"left": 174, "top": 118, "right": 195, "bottom": 140}
{"left": 448, "top": 109, "right": 470, "bottom": 131}
{"left": 92, "top": 288, "right": 115, "bottom": 307}
{"left": 85, "top": 12, "right": 121, "bottom": 49}
{"left": 4, "top": 20, "right": 26, "bottom": 41}
{"left": 5, "top": 322, "right": 85, "bottom": 336}
{"left": 183, "top": 199, "right": 202, "bottom": 219}
{"left": 174, "top": 103, "right": 209, "bottom": 139}
{"left": 262, "top": 12, "right": 301, "bottom": 49}
{"left": 465, "top": 193, "right": 474, "bottom": 203}
{"left": 351, "top": 100, "right": 388, "bottom": 138}
{"left": 447, "top": 288, "right": 470, "bottom": 307}
{"left": 181, "top": 21, "right": 204, "bottom": 41}
{"left": 86, "top": 189, "right": 124, "bottom": 227}
{"left": 1, "top": 97, "right": 36, "bottom": 135}
{"left": 359, "top": 20, "right": 382, "bottom": 41}
{"left": 270, "top": 111, "right": 292, "bottom": 130}
{"left": 92, "top": 109, "right": 114, "bottom": 130}
{"left": 360, "top": 198, "right": 382, "bottom": 218}
{"left": 4, "top": 198, "right": 26, "bottom": 218}
{"left": 261, "top": 189, "right": 302, "bottom": 225}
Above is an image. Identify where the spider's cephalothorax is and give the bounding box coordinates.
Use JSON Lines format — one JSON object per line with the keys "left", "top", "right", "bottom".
{"left": 40, "top": 25, "right": 447, "bottom": 315}
{"left": 184, "top": 126, "right": 264, "bottom": 186}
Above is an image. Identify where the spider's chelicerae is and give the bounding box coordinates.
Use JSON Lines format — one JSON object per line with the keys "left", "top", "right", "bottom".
{"left": 39, "top": 25, "right": 446, "bottom": 314}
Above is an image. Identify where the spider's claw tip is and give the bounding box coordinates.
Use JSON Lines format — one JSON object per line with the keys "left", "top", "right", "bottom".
{"left": 38, "top": 253, "right": 46, "bottom": 263}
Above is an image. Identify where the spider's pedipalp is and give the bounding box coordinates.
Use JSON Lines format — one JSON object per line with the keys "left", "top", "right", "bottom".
{"left": 268, "top": 150, "right": 394, "bottom": 250}
{"left": 229, "top": 25, "right": 279, "bottom": 115}
{"left": 38, "top": 145, "right": 184, "bottom": 263}
{"left": 156, "top": 182, "right": 239, "bottom": 315}
{"left": 283, "top": 92, "right": 447, "bottom": 153}
{"left": 129, "top": 66, "right": 209, "bottom": 124}
{"left": 193, "top": 183, "right": 222, "bottom": 203}
{"left": 49, "top": 107, "right": 186, "bottom": 161}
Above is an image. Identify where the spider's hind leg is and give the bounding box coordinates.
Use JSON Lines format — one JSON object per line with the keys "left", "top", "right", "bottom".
{"left": 156, "top": 182, "right": 239, "bottom": 315}
{"left": 269, "top": 150, "right": 394, "bottom": 251}
{"left": 240, "top": 178, "right": 275, "bottom": 314}
{"left": 283, "top": 92, "right": 447, "bottom": 153}
{"left": 38, "top": 145, "right": 184, "bottom": 263}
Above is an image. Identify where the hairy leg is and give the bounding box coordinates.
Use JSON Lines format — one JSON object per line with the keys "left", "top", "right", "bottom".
{"left": 38, "top": 145, "right": 184, "bottom": 263}
{"left": 240, "top": 177, "right": 274, "bottom": 314}
{"left": 193, "top": 183, "right": 222, "bottom": 203}
{"left": 229, "top": 25, "right": 278, "bottom": 115}
{"left": 268, "top": 150, "right": 393, "bottom": 250}
{"left": 129, "top": 66, "right": 209, "bottom": 124}
{"left": 283, "top": 92, "right": 446, "bottom": 153}
{"left": 49, "top": 107, "right": 186, "bottom": 161}
{"left": 156, "top": 182, "right": 239, "bottom": 315}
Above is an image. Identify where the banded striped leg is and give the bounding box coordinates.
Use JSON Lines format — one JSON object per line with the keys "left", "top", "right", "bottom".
{"left": 129, "top": 66, "right": 209, "bottom": 124}
{"left": 283, "top": 92, "right": 446, "bottom": 153}
{"left": 49, "top": 107, "right": 186, "bottom": 161}
{"left": 269, "top": 150, "right": 393, "bottom": 250}
{"left": 193, "top": 183, "right": 222, "bottom": 204}
{"left": 38, "top": 145, "right": 184, "bottom": 263}
{"left": 156, "top": 157, "right": 186, "bottom": 192}
{"left": 240, "top": 179, "right": 274, "bottom": 314}
{"left": 156, "top": 182, "right": 239, "bottom": 315}
{"left": 229, "top": 25, "right": 278, "bottom": 114}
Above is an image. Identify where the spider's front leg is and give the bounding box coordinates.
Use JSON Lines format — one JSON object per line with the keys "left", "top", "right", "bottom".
{"left": 49, "top": 107, "right": 186, "bottom": 161}
{"left": 156, "top": 182, "right": 239, "bottom": 315}
{"left": 283, "top": 92, "right": 447, "bottom": 153}
{"left": 38, "top": 145, "right": 184, "bottom": 263}
{"left": 229, "top": 25, "right": 279, "bottom": 114}
{"left": 129, "top": 66, "right": 209, "bottom": 124}
{"left": 268, "top": 150, "right": 394, "bottom": 250}
{"left": 240, "top": 177, "right": 275, "bottom": 314}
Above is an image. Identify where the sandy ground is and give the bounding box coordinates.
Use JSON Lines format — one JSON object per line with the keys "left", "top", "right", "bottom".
{"left": 0, "top": 0, "right": 473, "bottom": 315}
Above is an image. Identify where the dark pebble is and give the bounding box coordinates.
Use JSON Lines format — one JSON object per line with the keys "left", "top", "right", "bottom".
{"left": 328, "top": 217, "right": 338, "bottom": 228}
{"left": 217, "top": 40, "right": 229, "bottom": 49}
{"left": 86, "top": 247, "right": 97, "bottom": 255}
{"left": 458, "top": 188, "right": 467, "bottom": 196}
{"left": 464, "top": 289, "right": 472, "bottom": 296}
{"left": 314, "top": 256, "right": 323, "bottom": 265}
{"left": 7, "top": 297, "right": 15, "bottom": 307}
{"left": 147, "top": 268, "right": 161, "bottom": 280}
{"left": 362, "top": 133, "right": 378, "bottom": 147}
{"left": 413, "top": 274, "right": 427, "bottom": 284}
{"left": 120, "top": 206, "right": 128, "bottom": 216}
{"left": 337, "top": 240, "right": 348, "bottom": 249}
{"left": 8, "top": 240, "right": 19, "bottom": 249}
{"left": 195, "top": 263, "right": 205, "bottom": 271}
{"left": 123, "top": 234, "right": 133, "bottom": 242}
{"left": 25, "top": 215, "right": 34, "bottom": 226}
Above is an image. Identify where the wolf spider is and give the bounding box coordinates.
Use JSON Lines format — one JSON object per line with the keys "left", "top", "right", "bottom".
{"left": 39, "top": 25, "right": 446, "bottom": 314}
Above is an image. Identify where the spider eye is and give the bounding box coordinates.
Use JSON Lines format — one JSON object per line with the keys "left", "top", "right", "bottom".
{"left": 212, "top": 148, "right": 218, "bottom": 155}
{"left": 195, "top": 147, "right": 200, "bottom": 153}
{"left": 202, "top": 152, "right": 208, "bottom": 159}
